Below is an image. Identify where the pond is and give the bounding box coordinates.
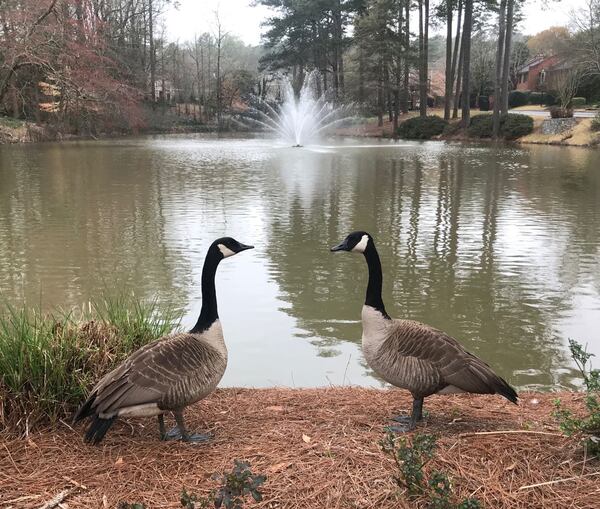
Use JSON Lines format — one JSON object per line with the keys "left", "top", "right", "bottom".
{"left": 1, "top": 136, "right": 599, "bottom": 390}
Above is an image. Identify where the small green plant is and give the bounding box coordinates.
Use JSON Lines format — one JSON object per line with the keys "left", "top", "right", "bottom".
{"left": 380, "top": 432, "right": 480, "bottom": 508}
{"left": 181, "top": 460, "right": 266, "bottom": 509}
{"left": 397, "top": 116, "right": 448, "bottom": 140}
{"left": 554, "top": 339, "right": 600, "bottom": 457}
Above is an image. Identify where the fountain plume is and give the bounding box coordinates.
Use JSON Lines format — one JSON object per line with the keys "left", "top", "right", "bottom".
{"left": 244, "top": 70, "right": 354, "bottom": 146}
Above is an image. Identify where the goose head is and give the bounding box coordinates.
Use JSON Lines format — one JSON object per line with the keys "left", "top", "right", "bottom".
{"left": 213, "top": 237, "right": 254, "bottom": 259}
{"left": 330, "top": 231, "right": 373, "bottom": 254}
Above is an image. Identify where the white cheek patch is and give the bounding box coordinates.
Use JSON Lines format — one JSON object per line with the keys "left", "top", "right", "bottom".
{"left": 352, "top": 234, "right": 369, "bottom": 253}
{"left": 218, "top": 244, "right": 236, "bottom": 258}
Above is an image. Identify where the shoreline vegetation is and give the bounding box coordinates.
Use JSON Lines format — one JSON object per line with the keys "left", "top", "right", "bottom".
{"left": 1, "top": 298, "right": 599, "bottom": 508}
{"left": 3, "top": 111, "right": 599, "bottom": 148}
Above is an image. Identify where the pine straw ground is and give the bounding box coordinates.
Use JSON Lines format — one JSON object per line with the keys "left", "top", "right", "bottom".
{"left": 1, "top": 388, "right": 599, "bottom": 509}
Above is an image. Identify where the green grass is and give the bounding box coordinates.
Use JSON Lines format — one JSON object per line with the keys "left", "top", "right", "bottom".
{"left": 0, "top": 294, "right": 181, "bottom": 433}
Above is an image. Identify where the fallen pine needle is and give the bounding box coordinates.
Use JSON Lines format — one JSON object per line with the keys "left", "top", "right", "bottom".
{"left": 459, "top": 430, "right": 562, "bottom": 437}
{"left": 519, "top": 472, "right": 600, "bottom": 490}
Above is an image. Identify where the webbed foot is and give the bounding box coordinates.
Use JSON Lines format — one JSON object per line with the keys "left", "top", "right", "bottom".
{"left": 162, "top": 426, "right": 212, "bottom": 443}
{"left": 385, "top": 421, "right": 417, "bottom": 433}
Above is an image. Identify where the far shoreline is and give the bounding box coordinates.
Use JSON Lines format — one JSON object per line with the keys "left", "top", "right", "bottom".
{"left": 2, "top": 114, "right": 599, "bottom": 149}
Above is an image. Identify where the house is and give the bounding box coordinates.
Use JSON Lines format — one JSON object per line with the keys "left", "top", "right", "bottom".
{"left": 515, "top": 54, "right": 562, "bottom": 91}
{"left": 153, "top": 79, "right": 177, "bottom": 103}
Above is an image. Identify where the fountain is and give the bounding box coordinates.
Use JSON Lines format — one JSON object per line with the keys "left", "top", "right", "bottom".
{"left": 245, "top": 70, "right": 354, "bottom": 146}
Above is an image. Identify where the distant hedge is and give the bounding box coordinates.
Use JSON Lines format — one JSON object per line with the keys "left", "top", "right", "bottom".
{"left": 508, "top": 90, "right": 530, "bottom": 108}
{"left": 397, "top": 116, "right": 448, "bottom": 140}
{"left": 528, "top": 91, "right": 555, "bottom": 106}
{"left": 468, "top": 113, "right": 533, "bottom": 140}
{"left": 571, "top": 97, "right": 586, "bottom": 107}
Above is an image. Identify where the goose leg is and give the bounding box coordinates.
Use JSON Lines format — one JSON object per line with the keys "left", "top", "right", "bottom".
{"left": 163, "top": 411, "right": 212, "bottom": 443}
{"left": 158, "top": 414, "right": 167, "bottom": 439}
{"left": 388, "top": 397, "right": 424, "bottom": 433}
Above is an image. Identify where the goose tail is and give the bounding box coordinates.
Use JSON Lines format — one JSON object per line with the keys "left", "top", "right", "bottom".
{"left": 495, "top": 376, "right": 518, "bottom": 404}
{"left": 72, "top": 391, "right": 98, "bottom": 424}
{"left": 84, "top": 415, "right": 117, "bottom": 444}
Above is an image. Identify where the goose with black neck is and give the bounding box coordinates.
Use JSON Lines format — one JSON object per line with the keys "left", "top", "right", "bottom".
{"left": 73, "top": 237, "right": 254, "bottom": 444}
{"left": 331, "top": 231, "right": 518, "bottom": 432}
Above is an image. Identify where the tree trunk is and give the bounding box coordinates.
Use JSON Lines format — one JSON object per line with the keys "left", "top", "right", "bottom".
{"left": 377, "top": 58, "right": 384, "bottom": 127}
{"left": 418, "top": 0, "right": 429, "bottom": 117}
{"left": 444, "top": 1, "right": 453, "bottom": 120}
{"left": 358, "top": 45, "right": 365, "bottom": 105}
{"left": 492, "top": 0, "right": 507, "bottom": 138}
{"left": 450, "top": 0, "right": 462, "bottom": 115}
{"left": 149, "top": 0, "right": 155, "bottom": 103}
{"left": 452, "top": 30, "right": 464, "bottom": 119}
{"left": 460, "top": 0, "right": 473, "bottom": 127}
{"left": 500, "top": 0, "right": 514, "bottom": 114}
{"left": 394, "top": 5, "right": 403, "bottom": 131}
{"left": 402, "top": 0, "right": 410, "bottom": 113}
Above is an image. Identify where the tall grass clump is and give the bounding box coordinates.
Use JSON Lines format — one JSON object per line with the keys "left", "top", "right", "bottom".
{"left": 0, "top": 294, "right": 181, "bottom": 433}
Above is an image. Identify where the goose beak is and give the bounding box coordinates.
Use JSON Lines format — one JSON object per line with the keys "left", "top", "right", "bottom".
{"left": 330, "top": 241, "right": 348, "bottom": 252}
{"left": 237, "top": 243, "right": 254, "bottom": 252}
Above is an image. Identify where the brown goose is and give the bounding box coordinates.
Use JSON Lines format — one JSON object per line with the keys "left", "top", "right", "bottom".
{"left": 331, "top": 231, "right": 517, "bottom": 431}
{"left": 73, "top": 237, "right": 253, "bottom": 444}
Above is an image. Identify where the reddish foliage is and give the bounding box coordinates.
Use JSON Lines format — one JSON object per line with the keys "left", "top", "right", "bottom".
{"left": 0, "top": 0, "right": 144, "bottom": 132}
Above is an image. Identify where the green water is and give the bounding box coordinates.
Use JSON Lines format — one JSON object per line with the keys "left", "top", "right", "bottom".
{"left": 1, "top": 136, "right": 599, "bottom": 390}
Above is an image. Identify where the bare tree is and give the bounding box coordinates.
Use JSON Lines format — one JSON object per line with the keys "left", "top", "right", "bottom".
{"left": 213, "top": 9, "right": 228, "bottom": 129}
{"left": 549, "top": 67, "right": 583, "bottom": 110}
{"left": 570, "top": 0, "right": 600, "bottom": 76}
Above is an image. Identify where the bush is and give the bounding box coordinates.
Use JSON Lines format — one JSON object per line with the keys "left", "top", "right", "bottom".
{"left": 397, "top": 115, "right": 448, "bottom": 140}
{"left": 554, "top": 340, "right": 600, "bottom": 458}
{"left": 550, "top": 106, "right": 574, "bottom": 118}
{"left": 572, "top": 97, "right": 586, "bottom": 107}
{"left": 468, "top": 113, "right": 533, "bottom": 139}
{"left": 467, "top": 114, "right": 494, "bottom": 138}
{"left": 478, "top": 96, "right": 490, "bottom": 111}
{"left": 0, "top": 295, "right": 181, "bottom": 432}
{"left": 508, "top": 90, "right": 530, "bottom": 108}
{"left": 501, "top": 114, "right": 534, "bottom": 139}
{"left": 591, "top": 112, "right": 600, "bottom": 132}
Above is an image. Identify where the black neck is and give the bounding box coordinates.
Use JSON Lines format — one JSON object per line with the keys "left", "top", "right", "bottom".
{"left": 363, "top": 243, "right": 390, "bottom": 319}
{"left": 190, "top": 246, "right": 221, "bottom": 333}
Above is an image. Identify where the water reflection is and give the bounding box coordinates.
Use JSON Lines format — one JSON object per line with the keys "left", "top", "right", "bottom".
{"left": 1, "top": 137, "right": 599, "bottom": 389}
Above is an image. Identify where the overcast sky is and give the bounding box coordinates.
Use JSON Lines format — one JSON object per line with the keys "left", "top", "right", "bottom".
{"left": 165, "top": 0, "right": 589, "bottom": 46}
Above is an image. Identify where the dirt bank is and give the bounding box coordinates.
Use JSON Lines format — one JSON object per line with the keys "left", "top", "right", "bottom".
{"left": 1, "top": 388, "right": 597, "bottom": 508}
{"left": 519, "top": 118, "right": 600, "bottom": 147}
{"left": 335, "top": 115, "right": 600, "bottom": 148}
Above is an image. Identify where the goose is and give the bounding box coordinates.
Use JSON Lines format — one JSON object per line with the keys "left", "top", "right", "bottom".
{"left": 73, "top": 237, "right": 254, "bottom": 444}
{"left": 331, "top": 231, "right": 518, "bottom": 432}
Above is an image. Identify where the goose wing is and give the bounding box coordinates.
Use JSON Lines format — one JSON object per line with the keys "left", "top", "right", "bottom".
{"left": 382, "top": 320, "right": 517, "bottom": 402}
{"left": 81, "top": 333, "right": 223, "bottom": 418}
